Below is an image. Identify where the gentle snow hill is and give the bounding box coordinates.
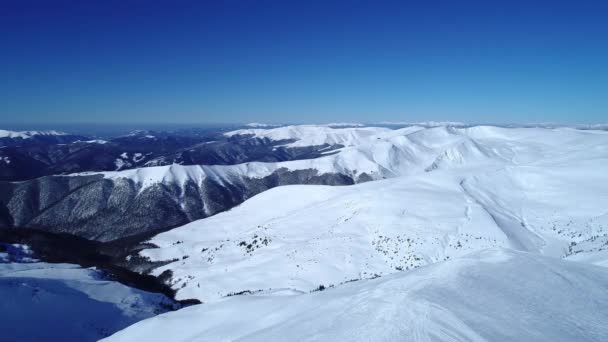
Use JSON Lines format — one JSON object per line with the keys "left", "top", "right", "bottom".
{"left": 132, "top": 125, "right": 608, "bottom": 302}
{"left": 104, "top": 249, "right": 608, "bottom": 342}
{"left": 0, "top": 252, "right": 177, "bottom": 341}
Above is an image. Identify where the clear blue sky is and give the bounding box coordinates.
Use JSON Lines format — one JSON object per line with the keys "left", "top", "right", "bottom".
{"left": 1, "top": 0, "right": 607, "bottom": 124}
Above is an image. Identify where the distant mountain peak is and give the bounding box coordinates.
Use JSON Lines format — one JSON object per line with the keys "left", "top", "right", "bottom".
{"left": 0, "top": 129, "right": 67, "bottom": 139}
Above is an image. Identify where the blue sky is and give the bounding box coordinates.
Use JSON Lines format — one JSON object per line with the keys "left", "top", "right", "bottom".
{"left": 1, "top": 0, "right": 607, "bottom": 124}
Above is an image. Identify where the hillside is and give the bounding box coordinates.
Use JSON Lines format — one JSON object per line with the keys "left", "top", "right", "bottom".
{"left": 104, "top": 249, "right": 608, "bottom": 341}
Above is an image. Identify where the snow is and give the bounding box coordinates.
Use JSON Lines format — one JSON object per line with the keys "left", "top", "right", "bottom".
{"left": 244, "top": 123, "right": 282, "bottom": 128}
{"left": 0, "top": 243, "right": 37, "bottom": 263}
{"left": 73, "top": 124, "right": 607, "bottom": 200}
{"left": 43, "top": 124, "right": 608, "bottom": 341}
{"left": 63, "top": 125, "right": 608, "bottom": 302}
{"left": 114, "top": 158, "right": 128, "bottom": 171}
{"left": 324, "top": 122, "right": 364, "bottom": 127}
{"left": 74, "top": 139, "right": 108, "bottom": 144}
{"left": 0, "top": 244, "right": 177, "bottom": 342}
{"left": 243, "top": 122, "right": 364, "bottom": 128}
{"left": 0, "top": 129, "right": 67, "bottom": 139}
{"left": 224, "top": 125, "right": 394, "bottom": 148}
{"left": 95, "top": 164, "right": 215, "bottom": 189}
{"left": 89, "top": 125, "right": 608, "bottom": 193}
{"left": 133, "top": 153, "right": 144, "bottom": 162}
{"left": 114, "top": 152, "right": 144, "bottom": 170}
{"left": 115, "top": 125, "right": 608, "bottom": 303}
{"left": 94, "top": 125, "right": 431, "bottom": 186}
{"left": 378, "top": 121, "right": 466, "bottom": 127}
{"left": 221, "top": 125, "right": 607, "bottom": 181}
{"left": 104, "top": 249, "right": 608, "bottom": 342}
{"left": 86, "top": 161, "right": 285, "bottom": 190}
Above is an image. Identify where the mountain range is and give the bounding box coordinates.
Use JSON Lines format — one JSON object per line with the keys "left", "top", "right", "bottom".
{"left": 1, "top": 123, "right": 608, "bottom": 341}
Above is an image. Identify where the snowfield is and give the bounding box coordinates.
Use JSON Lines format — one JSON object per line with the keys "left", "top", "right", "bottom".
{"left": 128, "top": 125, "right": 608, "bottom": 302}
{"left": 52, "top": 124, "right": 608, "bottom": 341}
{"left": 104, "top": 249, "right": 608, "bottom": 342}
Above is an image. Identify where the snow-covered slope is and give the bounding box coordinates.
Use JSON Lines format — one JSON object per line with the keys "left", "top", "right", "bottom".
{"left": 378, "top": 120, "right": 466, "bottom": 127}
{"left": 225, "top": 125, "right": 395, "bottom": 148}
{"left": 140, "top": 175, "right": 502, "bottom": 301}
{"left": 0, "top": 244, "right": 177, "bottom": 342}
{"left": 104, "top": 249, "right": 608, "bottom": 342}
{"left": 0, "top": 129, "right": 66, "bottom": 139}
{"left": 80, "top": 125, "right": 419, "bottom": 188}
{"left": 126, "top": 126, "right": 608, "bottom": 301}
{"left": 90, "top": 124, "right": 608, "bottom": 340}
{"left": 244, "top": 122, "right": 282, "bottom": 128}
{"left": 86, "top": 125, "right": 497, "bottom": 189}
{"left": 0, "top": 129, "right": 85, "bottom": 148}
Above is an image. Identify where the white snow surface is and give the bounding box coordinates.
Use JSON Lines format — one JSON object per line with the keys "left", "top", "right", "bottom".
{"left": 224, "top": 124, "right": 397, "bottom": 147}
{"left": 90, "top": 124, "right": 608, "bottom": 341}
{"left": 73, "top": 139, "right": 108, "bottom": 144}
{"left": 244, "top": 122, "right": 282, "bottom": 128}
{"left": 378, "top": 121, "right": 467, "bottom": 127}
{"left": 119, "top": 125, "right": 608, "bottom": 302}
{"left": 0, "top": 129, "right": 67, "bottom": 139}
{"left": 324, "top": 122, "right": 365, "bottom": 127}
{"left": 104, "top": 249, "right": 608, "bottom": 342}
{"left": 0, "top": 254, "right": 176, "bottom": 341}
{"left": 86, "top": 125, "right": 430, "bottom": 186}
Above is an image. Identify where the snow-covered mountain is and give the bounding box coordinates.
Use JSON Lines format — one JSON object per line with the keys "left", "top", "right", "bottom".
{"left": 0, "top": 129, "right": 85, "bottom": 148}
{"left": 377, "top": 120, "right": 466, "bottom": 127}
{"left": 2, "top": 124, "right": 608, "bottom": 341}
{"left": 225, "top": 124, "right": 395, "bottom": 149}
{"left": 109, "top": 125, "right": 608, "bottom": 301}
{"left": 2, "top": 124, "right": 606, "bottom": 244}
{"left": 104, "top": 249, "right": 608, "bottom": 341}
{"left": 0, "top": 129, "right": 67, "bottom": 139}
